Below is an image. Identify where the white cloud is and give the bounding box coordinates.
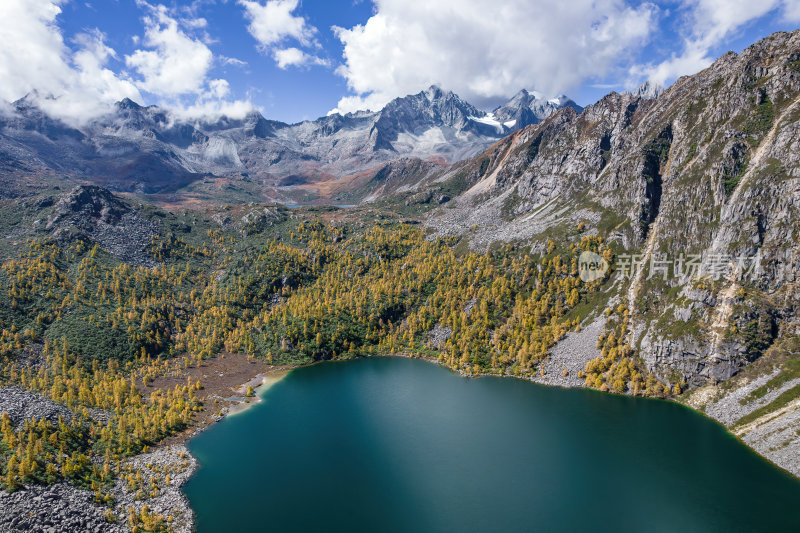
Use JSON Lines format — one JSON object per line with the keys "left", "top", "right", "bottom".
{"left": 0, "top": 0, "right": 142, "bottom": 124}
{"left": 239, "top": 0, "right": 329, "bottom": 70}
{"left": 221, "top": 56, "right": 248, "bottom": 67}
{"left": 182, "top": 16, "right": 208, "bottom": 29}
{"left": 784, "top": 0, "right": 800, "bottom": 21}
{"left": 632, "top": 43, "right": 710, "bottom": 87}
{"left": 172, "top": 97, "right": 255, "bottom": 121}
{"left": 66, "top": 30, "right": 143, "bottom": 113}
{"left": 331, "top": 0, "right": 657, "bottom": 114}
{"left": 122, "top": 3, "right": 253, "bottom": 119}
{"left": 125, "top": 5, "right": 214, "bottom": 96}
{"left": 329, "top": 93, "right": 391, "bottom": 115}
{"left": 273, "top": 47, "right": 329, "bottom": 69}
{"left": 0, "top": 0, "right": 71, "bottom": 102}
{"left": 208, "top": 78, "right": 231, "bottom": 99}
{"left": 634, "top": 0, "right": 800, "bottom": 85}
{"left": 239, "top": 0, "right": 317, "bottom": 47}
{"left": 0, "top": 98, "right": 14, "bottom": 118}
{"left": 0, "top": 0, "right": 253, "bottom": 123}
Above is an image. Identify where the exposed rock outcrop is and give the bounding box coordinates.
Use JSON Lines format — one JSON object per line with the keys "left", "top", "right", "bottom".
{"left": 46, "top": 185, "right": 157, "bottom": 267}
{"left": 109, "top": 445, "right": 197, "bottom": 533}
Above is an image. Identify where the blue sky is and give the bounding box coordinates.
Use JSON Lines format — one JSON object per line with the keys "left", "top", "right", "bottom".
{"left": 58, "top": 0, "right": 376, "bottom": 122}
{"left": 1, "top": 1, "right": 799, "bottom": 124}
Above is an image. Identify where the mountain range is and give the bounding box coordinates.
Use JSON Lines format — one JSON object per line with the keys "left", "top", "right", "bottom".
{"left": 0, "top": 85, "right": 581, "bottom": 202}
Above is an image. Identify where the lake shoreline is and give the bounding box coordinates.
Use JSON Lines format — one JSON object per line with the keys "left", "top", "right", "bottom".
{"left": 0, "top": 355, "right": 294, "bottom": 533}
{"left": 381, "top": 353, "right": 800, "bottom": 482}
{"left": 185, "top": 350, "right": 800, "bottom": 479}
{"left": 3, "top": 350, "right": 795, "bottom": 533}
{"left": 171, "top": 348, "right": 798, "bottom": 532}
{"left": 182, "top": 354, "right": 800, "bottom": 533}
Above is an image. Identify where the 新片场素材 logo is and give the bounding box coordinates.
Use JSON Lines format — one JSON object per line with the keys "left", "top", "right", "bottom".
{"left": 578, "top": 251, "right": 609, "bottom": 282}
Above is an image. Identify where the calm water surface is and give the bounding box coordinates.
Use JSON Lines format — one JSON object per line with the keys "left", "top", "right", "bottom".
{"left": 183, "top": 357, "right": 800, "bottom": 533}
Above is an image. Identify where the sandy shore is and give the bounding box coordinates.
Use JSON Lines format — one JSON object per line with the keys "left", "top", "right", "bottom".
{"left": 142, "top": 353, "right": 294, "bottom": 446}
{"left": 227, "top": 371, "right": 291, "bottom": 415}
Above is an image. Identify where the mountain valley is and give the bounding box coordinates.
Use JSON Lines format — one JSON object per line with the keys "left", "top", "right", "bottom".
{"left": 1, "top": 27, "right": 800, "bottom": 533}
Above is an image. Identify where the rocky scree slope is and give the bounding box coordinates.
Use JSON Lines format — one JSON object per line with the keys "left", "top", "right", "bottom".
{"left": 0, "top": 386, "right": 196, "bottom": 533}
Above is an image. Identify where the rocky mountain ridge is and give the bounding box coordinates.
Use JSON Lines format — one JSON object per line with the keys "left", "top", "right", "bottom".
{"left": 492, "top": 89, "right": 583, "bottom": 129}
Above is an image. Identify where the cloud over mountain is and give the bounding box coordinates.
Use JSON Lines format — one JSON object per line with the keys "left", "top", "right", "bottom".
{"left": 633, "top": 0, "right": 800, "bottom": 85}
{"left": 125, "top": 4, "right": 214, "bottom": 97}
{"left": 0, "top": 0, "right": 141, "bottom": 124}
{"left": 332, "top": 0, "right": 657, "bottom": 114}
{"left": 0, "top": 0, "right": 251, "bottom": 124}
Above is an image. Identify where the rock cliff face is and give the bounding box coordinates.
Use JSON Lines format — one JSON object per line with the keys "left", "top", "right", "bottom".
{"left": 420, "top": 29, "right": 800, "bottom": 389}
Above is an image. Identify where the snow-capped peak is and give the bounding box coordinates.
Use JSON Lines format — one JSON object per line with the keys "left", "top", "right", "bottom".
{"left": 468, "top": 112, "right": 505, "bottom": 133}
{"left": 491, "top": 89, "right": 583, "bottom": 131}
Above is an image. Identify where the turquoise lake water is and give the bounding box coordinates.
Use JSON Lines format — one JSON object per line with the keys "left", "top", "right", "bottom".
{"left": 183, "top": 357, "right": 800, "bottom": 533}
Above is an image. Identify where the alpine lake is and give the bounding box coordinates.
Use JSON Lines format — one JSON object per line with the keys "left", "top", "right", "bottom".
{"left": 183, "top": 357, "right": 800, "bottom": 533}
